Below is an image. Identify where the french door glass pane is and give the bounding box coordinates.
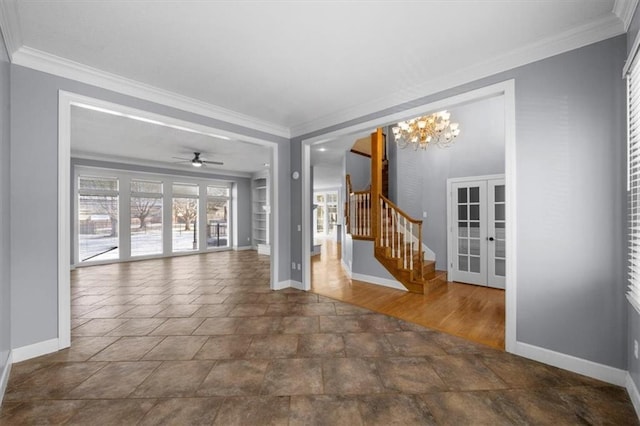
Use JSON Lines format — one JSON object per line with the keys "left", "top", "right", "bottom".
{"left": 457, "top": 187, "right": 467, "bottom": 203}
{"left": 469, "top": 187, "right": 480, "bottom": 203}
{"left": 459, "top": 255, "right": 468, "bottom": 271}
{"left": 173, "top": 197, "right": 199, "bottom": 252}
{"left": 495, "top": 185, "right": 505, "bottom": 203}
{"left": 207, "top": 198, "right": 229, "bottom": 248}
{"left": 78, "top": 194, "right": 119, "bottom": 262}
{"left": 495, "top": 259, "right": 506, "bottom": 276}
{"left": 470, "top": 256, "right": 481, "bottom": 273}
{"left": 130, "top": 197, "right": 162, "bottom": 256}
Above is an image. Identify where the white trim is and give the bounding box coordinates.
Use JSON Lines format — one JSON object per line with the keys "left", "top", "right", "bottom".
{"left": 72, "top": 152, "right": 252, "bottom": 179}
{"left": 0, "top": 0, "right": 21, "bottom": 61}
{"left": 12, "top": 338, "right": 60, "bottom": 363}
{"left": 0, "top": 352, "right": 12, "bottom": 406}
{"left": 504, "top": 80, "right": 517, "bottom": 353}
{"left": 290, "top": 280, "right": 305, "bottom": 291}
{"left": 351, "top": 273, "right": 408, "bottom": 292}
{"left": 291, "top": 15, "right": 622, "bottom": 137}
{"left": 3, "top": 11, "right": 622, "bottom": 139}
{"left": 58, "top": 92, "right": 72, "bottom": 349}
{"left": 422, "top": 244, "right": 436, "bottom": 262}
{"left": 272, "top": 280, "right": 293, "bottom": 291}
{"left": 627, "top": 373, "right": 640, "bottom": 419}
{"left": 60, "top": 90, "right": 281, "bottom": 340}
{"left": 232, "top": 245, "right": 253, "bottom": 251}
{"left": 272, "top": 280, "right": 304, "bottom": 291}
{"left": 300, "top": 79, "right": 518, "bottom": 354}
{"left": 13, "top": 47, "right": 290, "bottom": 138}
{"left": 514, "top": 341, "right": 627, "bottom": 386}
{"left": 301, "top": 144, "right": 312, "bottom": 291}
{"left": 614, "top": 0, "right": 639, "bottom": 31}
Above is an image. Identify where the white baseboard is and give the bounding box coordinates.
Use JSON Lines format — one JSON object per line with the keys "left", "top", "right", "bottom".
{"left": 232, "top": 245, "right": 253, "bottom": 251}
{"left": 351, "top": 273, "right": 407, "bottom": 292}
{"left": 627, "top": 373, "right": 640, "bottom": 419}
{"left": 514, "top": 341, "right": 627, "bottom": 386}
{"left": 272, "top": 280, "right": 305, "bottom": 291}
{"left": 12, "top": 338, "right": 60, "bottom": 363}
{"left": 0, "top": 352, "right": 12, "bottom": 406}
{"left": 290, "top": 280, "right": 305, "bottom": 291}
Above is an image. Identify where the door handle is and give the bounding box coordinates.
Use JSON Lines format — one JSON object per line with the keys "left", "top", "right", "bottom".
{"left": 487, "top": 237, "right": 494, "bottom": 241}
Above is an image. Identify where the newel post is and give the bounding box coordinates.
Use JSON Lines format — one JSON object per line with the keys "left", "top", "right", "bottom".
{"left": 370, "top": 128, "right": 383, "bottom": 244}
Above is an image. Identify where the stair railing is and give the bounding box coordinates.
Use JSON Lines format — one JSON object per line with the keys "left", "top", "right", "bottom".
{"left": 350, "top": 190, "right": 372, "bottom": 238}
{"left": 345, "top": 174, "right": 373, "bottom": 239}
{"left": 379, "top": 194, "right": 423, "bottom": 278}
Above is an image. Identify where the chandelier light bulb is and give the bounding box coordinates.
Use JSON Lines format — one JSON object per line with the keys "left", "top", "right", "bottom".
{"left": 393, "top": 110, "right": 461, "bottom": 150}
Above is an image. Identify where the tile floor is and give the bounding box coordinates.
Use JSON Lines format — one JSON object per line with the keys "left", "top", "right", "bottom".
{"left": 0, "top": 250, "right": 638, "bottom": 425}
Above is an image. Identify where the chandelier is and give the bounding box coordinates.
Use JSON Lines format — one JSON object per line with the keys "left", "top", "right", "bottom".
{"left": 392, "top": 111, "right": 460, "bottom": 150}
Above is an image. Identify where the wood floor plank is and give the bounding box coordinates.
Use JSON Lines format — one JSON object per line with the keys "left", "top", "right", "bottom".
{"left": 310, "top": 240, "right": 505, "bottom": 349}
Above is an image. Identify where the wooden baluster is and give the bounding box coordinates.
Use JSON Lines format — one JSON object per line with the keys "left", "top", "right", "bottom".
{"left": 409, "top": 222, "right": 413, "bottom": 271}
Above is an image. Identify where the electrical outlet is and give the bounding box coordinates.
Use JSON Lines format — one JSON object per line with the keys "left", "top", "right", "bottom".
{"left": 635, "top": 340, "right": 638, "bottom": 359}
{"left": 423, "top": 211, "right": 427, "bottom": 218}
{"left": 292, "top": 262, "right": 296, "bottom": 270}
{"left": 297, "top": 263, "right": 301, "bottom": 270}
{"left": 298, "top": 225, "right": 301, "bottom": 232}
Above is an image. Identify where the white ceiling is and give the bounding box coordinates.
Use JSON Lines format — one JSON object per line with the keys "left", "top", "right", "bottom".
{"left": 0, "top": 0, "right": 627, "bottom": 137}
{"left": 71, "top": 105, "right": 272, "bottom": 175}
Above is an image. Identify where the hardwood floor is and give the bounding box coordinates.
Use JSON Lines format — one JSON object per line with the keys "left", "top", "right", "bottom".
{"left": 311, "top": 240, "right": 506, "bottom": 349}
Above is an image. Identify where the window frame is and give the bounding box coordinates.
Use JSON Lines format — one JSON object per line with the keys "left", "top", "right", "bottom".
{"left": 74, "top": 166, "right": 234, "bottom": 266}
{"left": 626, "top": 50, "right": 640, "bottom": 314}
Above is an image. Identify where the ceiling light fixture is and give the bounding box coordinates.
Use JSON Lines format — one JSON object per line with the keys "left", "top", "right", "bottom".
{"left": 392, "top": 111, "right": 460, "bottom": 150}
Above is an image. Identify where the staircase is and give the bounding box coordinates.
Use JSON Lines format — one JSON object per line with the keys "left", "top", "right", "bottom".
{"left": 345, "top": 129, "right": 448, "bottom": 294}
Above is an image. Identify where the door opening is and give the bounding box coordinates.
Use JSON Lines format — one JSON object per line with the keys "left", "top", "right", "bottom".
{"left": 448, "top": 175, "right": 505, "bottom": 289}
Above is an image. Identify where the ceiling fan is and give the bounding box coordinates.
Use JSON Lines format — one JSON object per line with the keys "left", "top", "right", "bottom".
{"left": 172, "top": 152, "right": 223, "bottom": 168}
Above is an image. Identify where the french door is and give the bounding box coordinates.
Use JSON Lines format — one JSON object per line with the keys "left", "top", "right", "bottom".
{"left": 449, "top": 176, "right": 505, "bottom": 289}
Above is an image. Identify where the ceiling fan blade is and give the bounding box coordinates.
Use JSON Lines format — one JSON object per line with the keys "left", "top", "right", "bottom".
{"left": 203, "top": 160, "right": 224, "bottom": 166}
{"left": 172, "top": 156, "right": 192, "bottom": 161}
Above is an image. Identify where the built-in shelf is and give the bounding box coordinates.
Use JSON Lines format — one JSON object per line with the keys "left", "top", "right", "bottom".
{"left": 252, "top": 174, "right": 270, "bottom": 255}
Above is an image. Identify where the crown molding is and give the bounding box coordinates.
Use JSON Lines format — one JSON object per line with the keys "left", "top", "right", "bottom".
{"left": 0, "top": 0, "right": 22, "bottom": 61}
{"left": 12, "top": 46, "right": 291, "bottom": 139}
{"left": 71, "top": 151, "right": 253, "bottom": 179}
{"left": 614, "top": 0, "right": 639, "bottom": 30}
{"left": 291, "top": 13, "right": 625, "bottom": 138}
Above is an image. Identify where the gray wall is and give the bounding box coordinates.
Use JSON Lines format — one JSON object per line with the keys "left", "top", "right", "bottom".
{"left": 628, "top": 5, "right": 640, "bottom": 397}
{"left": 345, "top": 151, "right": 370, "bottom": 191}
{"left": 10, "top": 65, "right": 290, "bottom": 349}
{"left": 396, "top": 96, "right": 505, "bottom": 270}
{"left": 292, "top": 35, "right": 627, "bottom": 369}
{"left": 69, "top": 158, "right": 253, "bottom": 264}
{"left": 0, "top": 32, "right": 11, "bottom": 385}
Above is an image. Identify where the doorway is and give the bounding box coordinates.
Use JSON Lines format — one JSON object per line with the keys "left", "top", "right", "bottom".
{"left": 448, "top": 175, "right": 505, "bottom": 289}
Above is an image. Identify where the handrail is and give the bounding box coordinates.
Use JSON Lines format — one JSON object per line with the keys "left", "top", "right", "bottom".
{"left": 379, "top": 194, "right": 422, "bottom": 225}
{"left": 378, "top": 194, "right": 424, "bottom": 278}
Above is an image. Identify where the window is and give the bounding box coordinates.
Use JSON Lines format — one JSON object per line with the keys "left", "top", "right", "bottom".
{"left": 628, "top": 53, "right": 640, "bottom": 313}
{"left": 207, "top": 185, "right": 230, "bottom": 248}
{"left": 172, "top": 183, "right": 199, "bottom": 252}
{"left": 130, "top": 180, "right": 163, "bottom": 257}
{"left": 314, "top": 191, "right": 339, "bottom": 237}
{"left": 78, "top": 176, "right": 120, "bottom": 262}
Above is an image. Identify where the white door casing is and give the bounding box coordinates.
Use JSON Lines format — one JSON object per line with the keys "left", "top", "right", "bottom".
{"left": 448, "top": 174, "right": 505, "bottom": 289}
